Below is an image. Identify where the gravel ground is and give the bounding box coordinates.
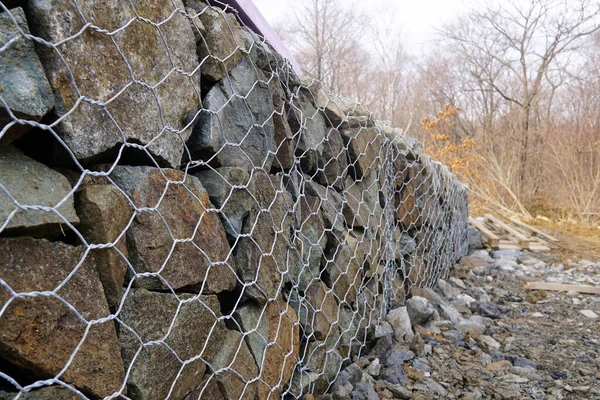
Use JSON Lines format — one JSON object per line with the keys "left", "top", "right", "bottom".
{"left": 315, "top": 247, "right": 600, "bottom": 400}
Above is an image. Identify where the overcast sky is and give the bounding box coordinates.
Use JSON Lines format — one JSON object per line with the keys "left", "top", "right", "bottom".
{"left": 252, "top": 0, "right": 473, "bottom": 53}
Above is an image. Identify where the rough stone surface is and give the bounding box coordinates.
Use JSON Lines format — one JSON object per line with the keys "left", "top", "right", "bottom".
{"left": 287, "top": 93, "right": 326, "bottom": 174}
{"left": 110, "top": 166, "right": 236, "bottom": 293}
{"left": 187, "top": 57, "right": 275, "bottom": 170}
{"left": 290, "top": 281, "right": 339, "bottom": 341}
{"left": 0, "top": 387, "right": 81, "bottom": 400}
{"left": 340, "top": 127, "right": 382, "bottom": 179}
{"left": 387, "top": 306, "right": 415, "bottom": 343}
{"left": 269, "top": 77, "right": 296, "bottom": 170}
{"left": 0, "top": 237, "right": 124, "bottom": 399}
{"left": 315, "top": 127, "right": 348, "bottom": 191}
{"left": 119, "top": 289, "right": 225, "bottom": 400}
{"left": 0, "top": 146, "right": 79, "bottom": 235}
{"left": 305, "top": 180, "right": 345, "bottom": 234}
{"left": 233, "top": 297, "right": 300, "bottom": 399}
{"left": 76, "top": 184, "right": 132, "bottom": 309}
{"left": 343, "top": 173, "right": 382, "bottom": 230}
{"left": 323, "top": 233, "right": 363, "bottom": 303}
{"left": 186, "top": 1, "right": 244, "bottom": 82}
{"left": 0, "top": 7, "right": 54, "bottom": 142}
{"left": 233, "top": 172, "right": 294, "bottom": 302}
{"left": 27, "top": 0, "right": 201, "bottom": 167}
{"left": 406, "top": 296, "right": 435, "bottom": 326}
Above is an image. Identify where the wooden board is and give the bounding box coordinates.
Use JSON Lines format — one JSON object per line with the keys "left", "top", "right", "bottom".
{"left": 524, "top": 282, "right": 600, "bottom": 295}
{"left": 484, "top": 214, "right": 531, "bottom": 249}
{"left": 497, "top": 240, "right": 521, "bottom": 250}
{"left": 510, "top": 218, "right": 559, "bottom": 242}
{"left": 469, "top": 217, "right": 499, "bottom": 248}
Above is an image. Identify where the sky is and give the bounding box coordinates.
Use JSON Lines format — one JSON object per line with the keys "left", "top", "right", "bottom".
{"left": 252, "top": 0, "right": 472, "bottom": 53}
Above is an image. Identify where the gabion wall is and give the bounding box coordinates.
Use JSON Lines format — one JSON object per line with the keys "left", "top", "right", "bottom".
{"left": 0, "top": 1, "right": 469, "bottom": 399}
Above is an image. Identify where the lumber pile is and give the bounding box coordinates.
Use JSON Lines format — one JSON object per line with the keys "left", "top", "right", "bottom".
{"left": 469, "top": 214, "right": 557, "bottom": 252}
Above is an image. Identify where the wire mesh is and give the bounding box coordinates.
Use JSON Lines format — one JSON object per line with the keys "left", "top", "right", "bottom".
{"left": 0, "top": 1, "right": 469, "bottom": 399}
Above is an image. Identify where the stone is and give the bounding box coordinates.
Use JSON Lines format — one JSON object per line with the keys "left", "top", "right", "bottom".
{"left": 486, "top": 360, "right": 512, "bottom": 373}
{"left": 385, "top": 383, "right": 413, "bottom": 399}
{"left": 0, "top": 7, "right": 54, "bottom": 143}
{"left": 269, "top": 77, "right": 295, "bottom": 170}
{"left": 195, "top": 167, "right": 254, "bottom": 238}
{"left": 492, "top": 249, "right": 523, "bottom": 259}
{"left": 380, "top": 364, "right": 408, "bottom": 385}
{"left": 406, "top": 296, "right": 435, "bottom": 326}
{"left": 206, "top": 329, "right": 260, "bottom": 400}
{"left": 292, "top": 195, "right": 328, "bottom": 291}
{"left": 340, "top": 127, "right": 382, "bottom": 179}
{"left": 0, "top": 238, "right": 124, "bottom": 398}
{"left": 473, "top": 302, "right": 502, "bottom": 319}
{"left": 315, "top": 89, "right": 370, "bottom": 129}
{"left": 232, "top": 172, "right": 294, "bottom": 302}
{"left": 460, "top": 256, "right": 491, "bottom": 269}
{"left": 456, "top": 317, "right": 486, "bottom": 334}
{"left": 233, "top": 297, "right": 300, "bottom": 399}
{"left": 411, "top": 287, "right": 448, "bottom": 308}
{"left": 395, "top": 182, "right": 421, "bottom": 229}
{"left": 387, "top": 306, "right": 414, "bottom": 343}
{"left": 343, "top": 173, "right": 382, "bottom": 230}
{"left": 187, "top": 57, "right": 275, "bottom": 170}
{"left": 580, "top": 310, "right": 598, "bottom": 319}
{"left": 366, "top": 358, "right": 381, "bottom": 377}
{"left": 305, "top": 180, "right": 345, "bottom": 233}
{"left": 0, "top": 146, "right": 79, "bottom": 235}
{"left": 436, "top": 279, "right": 460, "bottom": 300}
{"left": 374, "top": 322, "right": 393, "bottom": 339}
{"left": 323, "top": 233, "right": 364, "bottom": 303}
{"left": 467, "top": 225, "right": 484, "bottom": 250}
{"left": 27, "top": 0, "right": 201, "bottom": 168}
{"left": 287, "top": 93, "right": 327, "bottom": 174}
{"left": 239, "top": 26, "right": 277, "bottom": 71}
{"left": 478, "top": 335, "right": 501, "bottom": 351}
{"left": 380, "top": 349, "right": 415, "bottom": 367}
{"left": 110, "top": 166, "right": 236, "bottom": 293}
{"left": 0, "top": 387, "right": 80, "bottom": 400}
{"left": 440, "top": 304, "right": 461, "bottom": 324}
{"left": 315, "top": 127, "right": 348, "bottom": 191}
{"left": 289, "top": 281, "right": 339, "bottom": 341}
{"left": 76, "top": 184, "right": 132, "bottom": 309}
{"left": 119, "top": 289, "right": 225, "bottom": 400}
{"left": 352, "top": 382, "right": 378, "bottom": 400}
{"left": 186, "top": 1, "right": 244, "bottom": 82}
{"left": 304, "top": 337, "right": 344, "bottom": 387}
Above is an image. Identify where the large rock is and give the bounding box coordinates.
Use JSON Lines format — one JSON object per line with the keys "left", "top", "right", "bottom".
{"left": 119, "top": 289, "right": 225, "bottom": 400}
{"left": 396, "top": 181, "right": 422, "bottom": 229}
{"left": 0, "top": 146, "right": 79, "bottom": 235}
{"left": 110, "top": 166, "right": 236, "bottom": 293}
{"left": 206, "top": 329, "right": 259, "bottom": 400}
{"left": 290, "top": 194, "right": 328, "bottom": 291}
{"left": 387, "top": 306, "right": 414, "bottom": 343}
{"left": 406, "top": 296, "right": 435, "bottom": 326}
{"left": 26, "top": 0, "right": 201, "bottom": 167}
{"left": 289, "top": 281, "right": 339, "bottom": 341}
{"left": 343, "top": 173, "right": 382, "bottom": 230}
{"left": 0, "top": 387, "right": 81, "bottom": 400}
{"left": 195, "top": 167, "right": 254, "bottom": 238}
{"left": 0, "top": 7, "right": 54, "bottom": 143}
{"left": 187, "top": 57, "right": 276, "bottom": 170}
{"left": 186, "top": 1, "right": 244, "bottom": 82}
{"left": 233, "top": 172, "right": 294, "bottom": 302}
{"left": 323, "top": 233, "right": 364, "bottom": 303}
{"left": 315, "top": 127, "right": 348, "bottom": 191}
{"left": 304, "top": 180, "right": 345, "bottom": 234}
{"left": 340, "top": 127, "right": 383, "bottom": 179}
{"left": 76, "top": 184, "right": 132, "bottom": 310}
{"left": 287, "top": 94, "right": 326, "bottom": 174}
{"left": 233, "top": 297, "right": 300, "bottom": 399}
{"left": 269, "top": 77, "right": 295, "bottom": 170}
{"left": 315, "top": 89, "right": 371, "bottom": 129}
{"left": 0, "top": 238, "right": 124, "bottom": 398}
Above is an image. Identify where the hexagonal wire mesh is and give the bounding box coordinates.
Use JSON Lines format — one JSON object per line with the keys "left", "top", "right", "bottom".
{"left": 0, "top": 1, "right": 469, "bottom": 399}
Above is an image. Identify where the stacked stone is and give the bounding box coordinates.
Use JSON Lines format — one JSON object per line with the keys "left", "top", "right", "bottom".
{"left": 0, "top": 2, "right": 469, "bottom": 399}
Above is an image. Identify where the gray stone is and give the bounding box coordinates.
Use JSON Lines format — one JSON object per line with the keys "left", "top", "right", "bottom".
{"left": 469, "top": 250, "right": 494, "bottom": 263}
{"left": 406, "top": 296, "right": 435, "bottom": 326}
{"left": 291, "top": 195, "right": 328, "bottom": 291}
{"left": 323, "top": 233, "right": 364, "bottom": 303}
{"left": 343, "top": 173, "right": 382, "bottom": 230}
{"left": 76, "top": 184, "right": 132, "bottom": 310}
{"left": 186, "top": 1, "right": 244, "bottom": 82}
{"left": 387, "top": 306, "right": 414, "bottom": 343}
{"left": 468, "top": 224, "right": 484, "bottom": 250}
{"left": 206, "top": 329, "right": 259, "bottom": 400}
{"left": 492, "top": 249, "right": 523, "bottom": 259}
{"left": 194, "top": 167, "right": 254, "bottom": 238}
{"left": 110, "top": 166, "right": 236, "bottom": 293}
{"left": 352, "top": 382, "right": 378, "bottom": 400}
{"left": 315, "top": 127, "right": 348, "bottom": 191}
{"left": 27, "top": 0, "right": 201, "bottom": 168}
{"left": 0, "top": 387, "right": 80, "bottom": 400}
{"left": 473, "top": 302, "right": 503, "bottom": 319}
{"left": 366, "top": 358, "right": 381, "bottom": 377}
{"left": 0, "top": 146, "right": 79, "bottom": 235}
{"left": 381, "top": 348, "right": 415, "bottom": 367}
{"left": 289, "top": 281, "right": 339, "bottom": 341}
{"left": 0, "top": 238, "right": 124, "bottom": 398}
{"left": 239, "top": 26, "right": 277, "bottom": 71}
{"left": 233, "top": 298, "right": 299, "bottom": 399}
{"left": 119, "top": 289, "right": 225, "bottom": 400}
{"left": 287, "top": 93, "right": 326, "bottom": 174}
{"left": 336, "top": 363, "right": 363, "bottom": 387}
{"left": 232, "top": 172, "right": 294, "bottom": 302}
{"left": 380, "top": 363, "right": 408, "bottom": 385}
{"left": 411, "top": 287, "right": 448, "bottom": 308}
{"left": 269, "top": 77, "right": 295, "bottom": 170}
{"left": 305, "top": 180, "right": 345, "bottom": 233}
{"left": 456, "top": 317, "right": 486, "bottom": 334}
{"left": 440, "top": 304, "right": 461, "bottom": 324}
{"left": 315, "top": 89, "right": 371, "bottom": 129}
{"left": 0, "top": 7, "right": 54, "bottom": 143}
{"left": 374, "top": 322, "right": 394, "bottom": 339}
{"left": 385, "top": 383, "right": 413, "bottom": 399}
{"left": 340, "top": 127, "right": 383, "bottom": 179}
{"left": 188, "top": 57, "right": 275, "bottom": 170}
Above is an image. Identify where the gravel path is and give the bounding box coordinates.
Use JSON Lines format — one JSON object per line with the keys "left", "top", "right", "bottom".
{"left": 314, "top": 248, "right": 600, "bottom": 400}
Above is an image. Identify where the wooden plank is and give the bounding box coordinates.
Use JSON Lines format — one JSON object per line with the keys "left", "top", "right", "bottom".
{"left": 497, "top": 240, "right": 521, "bottom": 250}
{"left": 469, "top": 217, "right": 499, "bottom": 248}
{"left": 529, "top": 243, "right": 551, "bottom": 252}
{"left": 524, "top": 282, "right": 600, "bottom": 295}
{"left": 510, "top": 218, "right": 559, "bottom": 242}
{"left": 484, "top": 214, "right": 531, "bottom": 249}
